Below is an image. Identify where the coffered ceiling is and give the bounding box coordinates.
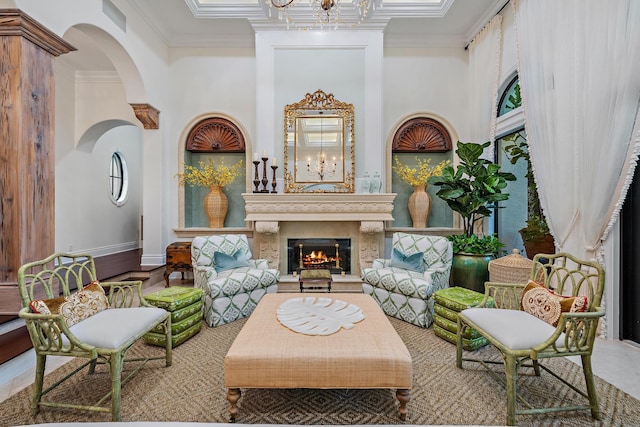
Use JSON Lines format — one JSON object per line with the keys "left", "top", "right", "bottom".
{"left": 126, "top": 0, "right": 507, "bottom": 48}
{"left": 61, "top": 0, "right": 507, "bottom": 72}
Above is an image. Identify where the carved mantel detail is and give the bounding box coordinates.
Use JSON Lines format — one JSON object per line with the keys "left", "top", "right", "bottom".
{"left": 130, "top": 103, "right": 160, "bottom": 129}
{"left": 244, "top": 193, "right": 395, "bottom": 273}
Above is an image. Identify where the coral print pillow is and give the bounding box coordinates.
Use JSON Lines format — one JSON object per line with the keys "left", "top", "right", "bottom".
{"left": 29, "top": 281, "right": 110, "bottom": 327}
{"left": 521, "top": 280, "right": 588, "bottom": 327}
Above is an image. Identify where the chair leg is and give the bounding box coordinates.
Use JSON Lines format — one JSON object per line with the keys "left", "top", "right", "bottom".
{"left": 505, "top": 355, "right": 517, "bottom": 426}
{"left": 165, "top": 317, "right": 173, "bottom": 367}
{"left": 532, "top": 359, "right": 541, "bottom": 376}
{"left": 581, "top": 354, "right": 602, "bottom": 420}
{"left": 31, "top": 354, "right": 46, "bottom": 416}
{"left": 109, "top": 353, "right": 123, "bottom": 422}
{"left": 88, "top": 358, "right": 98, "bottom": 374}
{"left": 456, "top": 318, "right": 467, "bottom": 368}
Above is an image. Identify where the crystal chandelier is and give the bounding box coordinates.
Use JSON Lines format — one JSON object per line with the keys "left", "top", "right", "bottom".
{"left": 264, "top": 0, "right": 381, "bottom": 30}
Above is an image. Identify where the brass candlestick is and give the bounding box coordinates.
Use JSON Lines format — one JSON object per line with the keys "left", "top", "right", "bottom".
{"left": 335, "top": 243, "right": 340, "bottom": 269}
{"left": 261, "top": 157, "right": 269, "bottom": 193}
{"left": 252, "top": 160, "right": 261, "bottom": 193}
{"left": 299, "top": 244, "right": 304, "bottom": 270}
{"left": 271, "top": 165, "right": 278, "bottom": 193}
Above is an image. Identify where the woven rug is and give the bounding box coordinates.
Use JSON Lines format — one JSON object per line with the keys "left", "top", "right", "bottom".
{"left": 2, "top": 316, "right": 640, "bottom": 426}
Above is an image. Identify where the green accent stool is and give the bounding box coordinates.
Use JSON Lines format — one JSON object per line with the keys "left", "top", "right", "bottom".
{"left": 144, "top": 286, "right": 204, "bottom": 348}
{"left": 433, "top": 286, "right": 493, "bottom": 351}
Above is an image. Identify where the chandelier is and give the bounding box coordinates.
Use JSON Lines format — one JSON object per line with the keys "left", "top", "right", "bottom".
{"left": 264, "top": 0, "right": 381, "bottom": 30}
{"left": 307, "top": 116, "right": 337, "bottom": 181}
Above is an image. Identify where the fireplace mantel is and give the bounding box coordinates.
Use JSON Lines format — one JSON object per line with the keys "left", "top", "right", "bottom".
{"left": 243, "top": 193, "right": 396, "bottom": 222}
{"left": 243, "top": 193, "right": 396, "bottom": 274}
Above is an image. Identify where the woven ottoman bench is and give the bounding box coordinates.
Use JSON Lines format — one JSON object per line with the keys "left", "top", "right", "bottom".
{"left": 433, "top": 287, "right": 493, "bottom": 351}
{"left": 144, "top": 286, "right": 203, "bottom": 348}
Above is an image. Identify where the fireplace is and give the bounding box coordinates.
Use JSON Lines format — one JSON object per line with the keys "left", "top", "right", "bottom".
{"left": 287, "top": 238, "right": 351, "bottom": 275}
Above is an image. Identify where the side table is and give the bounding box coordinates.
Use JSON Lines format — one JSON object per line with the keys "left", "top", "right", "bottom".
{"left": 299, "top": 269, "right": 332, "bottom": 293}
{"left": 165, "top": 241, "right": 192, "bottom": 287}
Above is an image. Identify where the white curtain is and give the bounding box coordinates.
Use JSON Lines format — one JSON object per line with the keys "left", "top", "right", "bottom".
{"left": 515, "top": 0, "right": 640, "bottom": 261}
{"left": 468, "top": 14, "right": 503, "bottom": 154}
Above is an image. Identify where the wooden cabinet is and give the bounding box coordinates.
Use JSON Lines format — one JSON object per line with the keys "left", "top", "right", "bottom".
{"left": 164, "top": 242, "right": 192, "bottom": 287}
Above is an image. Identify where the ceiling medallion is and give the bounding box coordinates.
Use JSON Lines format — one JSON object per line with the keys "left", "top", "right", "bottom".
{"left": 265, "top": 0, "right": 382, "bottom": 30}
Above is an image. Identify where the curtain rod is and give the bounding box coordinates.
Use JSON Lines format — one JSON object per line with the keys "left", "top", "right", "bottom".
{"left": 464, "top": 0, "right": 511, "bottom": 50}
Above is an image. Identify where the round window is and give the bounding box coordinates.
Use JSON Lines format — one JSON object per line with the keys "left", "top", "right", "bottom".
{"left": 109, "top": 151, "right": 129, "bottom": 206}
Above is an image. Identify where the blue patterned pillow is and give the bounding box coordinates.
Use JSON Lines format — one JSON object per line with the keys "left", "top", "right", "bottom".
{"left": 214, "top": 250, "right": 249, "bottom": 273}
{"left": 390, "top": 248, "right": 425, "bottom": 273}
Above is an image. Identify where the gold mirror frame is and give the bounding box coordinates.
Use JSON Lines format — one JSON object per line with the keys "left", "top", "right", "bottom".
{"left": 283, "top": 90, "right": 355, "bottom": 193}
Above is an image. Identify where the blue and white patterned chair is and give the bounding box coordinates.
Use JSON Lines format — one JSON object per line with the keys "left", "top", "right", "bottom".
{"left": 191, "top": 234, "right": 279, "bottom": 327}
{"left": 361, "top": 232, "right": 453, "bottom": 328}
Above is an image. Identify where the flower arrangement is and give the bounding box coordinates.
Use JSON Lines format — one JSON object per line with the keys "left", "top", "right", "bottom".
{"left": 177, "top": 158, "right": 244, "bottom": 188}
{"left": 392, "top": 156, "right": 450, "bottom": 187}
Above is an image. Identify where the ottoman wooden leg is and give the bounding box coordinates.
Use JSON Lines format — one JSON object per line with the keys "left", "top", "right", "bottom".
{"left": 396, "top": 388, "right": 410, "bottom": 420}
{"left": 227, "top": 388, "right": 242, "bottom": 422}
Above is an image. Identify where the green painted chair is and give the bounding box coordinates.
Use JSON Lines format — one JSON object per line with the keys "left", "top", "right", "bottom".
{"left": 361, "top": 232, "right": 453, "bottom": 328}
{"left": 456, "top": 252, "right": 605, "bottom": 426}
{"left": 17, "top": 253, "right": 172, "bottom": 421}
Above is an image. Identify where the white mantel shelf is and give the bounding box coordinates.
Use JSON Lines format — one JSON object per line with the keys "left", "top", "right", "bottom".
{"left": 242, "top": 193, "right": 396, "bottom": 222}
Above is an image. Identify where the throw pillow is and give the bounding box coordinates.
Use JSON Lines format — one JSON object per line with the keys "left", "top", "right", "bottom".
{"left": 29, "top": 281, "right": 110, "bottom": 327}
{"left": 214, "top": 250, "right": 249, "bottom": 273}
{"left": 389, "top": 248, "right": 425, "bottom": 273}
{"left": 521, "top": 280, "right": 588, "bottom": 327}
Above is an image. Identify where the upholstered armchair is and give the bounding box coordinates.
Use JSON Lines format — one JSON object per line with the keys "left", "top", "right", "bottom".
{"left": 361, "top": 232, "right": 453, "bottom": 328}
{"left": 191, "top": 234, "right": 279, "bottom": 327}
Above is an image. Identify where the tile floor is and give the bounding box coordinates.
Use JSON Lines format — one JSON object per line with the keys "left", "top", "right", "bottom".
{"left": 2, "top": 279, "right": 640, "bottom": 408}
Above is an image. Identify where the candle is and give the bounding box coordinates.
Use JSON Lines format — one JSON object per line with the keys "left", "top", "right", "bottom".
{"left": 262, "top": 150, "right": 267, "bottom": 158}
{"left": 253, "top": 152, "right": 258, "bottom": 162}
{"left": 272, "top": 157, "right": 277, "bottom": 166}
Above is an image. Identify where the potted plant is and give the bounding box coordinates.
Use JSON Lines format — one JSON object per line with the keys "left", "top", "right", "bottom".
{"left": 502, "top": 131, "right": 555, "bottom": 259}
{"left": 429, "top": 141, "right": 516, "bottom": 292}
{"left": 392, "top": 156, "right": 450, "bottom": 228}
{"left": 177, "top": 157, "right": 243, "bottom": 228}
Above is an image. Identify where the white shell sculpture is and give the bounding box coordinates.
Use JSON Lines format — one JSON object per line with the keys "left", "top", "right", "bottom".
{"left": 276, "top": 297, "right": 365, "bottom": 336}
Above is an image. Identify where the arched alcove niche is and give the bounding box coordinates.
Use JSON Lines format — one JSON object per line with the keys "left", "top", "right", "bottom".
{"left": 177, "top": 113, "right": 253, "bottom": 231}
{"left": 386, "top": 113, "right": 461, "bottom": 232}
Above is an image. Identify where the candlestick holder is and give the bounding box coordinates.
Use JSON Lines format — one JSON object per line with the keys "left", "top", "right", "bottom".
{"left": 261, "top": 157, "right": 269, "bottom": 193}
{"left": 271, "top": 165, "right": 278, "bottom": 193}
{"left": 252, "top": 160, "right": 261, "bottom": 193}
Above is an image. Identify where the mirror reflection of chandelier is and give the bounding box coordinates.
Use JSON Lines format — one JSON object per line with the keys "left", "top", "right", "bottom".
{"left": 307, "top": 116, "right": 337, "bottom": 181}
{"left": 265, "top": 0, "right": 381, "bottom": 30}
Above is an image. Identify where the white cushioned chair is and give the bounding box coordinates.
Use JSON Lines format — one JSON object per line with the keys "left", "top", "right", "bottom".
{"left": 17, "top": 253, "right": 172, "bottom": 421}
{"left": 361, "top": 232, "right": 453, "bottom": 328}
{"left": 456, "top": 252, "right": 605, "bottom": 426}
{"left": 191, "top": 234, "right": 279, "bottom": 327}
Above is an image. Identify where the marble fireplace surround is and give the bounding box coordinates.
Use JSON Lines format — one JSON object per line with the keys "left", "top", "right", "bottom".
{"left": 243, "top": 193, "right": 395, "bottom": 276}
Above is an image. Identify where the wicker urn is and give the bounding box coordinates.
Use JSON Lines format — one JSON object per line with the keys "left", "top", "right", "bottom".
{"left": 488, "top": 249, "right": 533, "bottom": 284}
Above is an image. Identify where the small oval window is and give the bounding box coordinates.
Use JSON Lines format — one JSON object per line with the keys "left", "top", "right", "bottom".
{"left": 109, "top": 151, "right": 128, "bottom": 206}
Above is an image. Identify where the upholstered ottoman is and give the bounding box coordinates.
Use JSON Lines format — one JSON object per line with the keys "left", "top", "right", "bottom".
{"left": 433, "top": 287, "right": 492, "bottom": 351}
{"left": 143, "top": 286, "right": 203, "bottom": 347}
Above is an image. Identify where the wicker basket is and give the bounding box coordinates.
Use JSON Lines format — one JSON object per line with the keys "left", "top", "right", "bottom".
{"left": 488, "top": 249, "right": 532, "bottom": 284}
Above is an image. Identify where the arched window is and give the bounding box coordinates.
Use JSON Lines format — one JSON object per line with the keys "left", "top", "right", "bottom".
{"left": 109, "top": 151, "right": 128, "bottom": 206}
{"left": 498, "top": 76, "right": 522, "bottom": 116}
{"left": 494, "top": 74, "right": 528, "bottom": 254}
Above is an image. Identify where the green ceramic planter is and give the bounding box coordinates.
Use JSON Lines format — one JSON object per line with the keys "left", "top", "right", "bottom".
{"left": 450, "top": 252, "right": 495, "bottom": 294}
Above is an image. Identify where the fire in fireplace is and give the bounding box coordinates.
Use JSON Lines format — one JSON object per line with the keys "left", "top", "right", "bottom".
{"left": 287, "top": 238, "right": 351, "bottom": 275}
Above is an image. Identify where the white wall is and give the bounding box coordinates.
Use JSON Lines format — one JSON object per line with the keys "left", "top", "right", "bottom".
{"left": 167, "top": 46, "right": 256, "bottom": 233}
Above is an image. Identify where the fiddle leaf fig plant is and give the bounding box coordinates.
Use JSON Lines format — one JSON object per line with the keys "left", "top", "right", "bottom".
{"left": 429, "top": 141, "right": 516, "bottom": 255}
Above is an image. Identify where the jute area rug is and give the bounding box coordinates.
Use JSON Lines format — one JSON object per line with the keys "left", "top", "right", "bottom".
{"left": 2, "top": 316, "right": 640, "bottom": 427}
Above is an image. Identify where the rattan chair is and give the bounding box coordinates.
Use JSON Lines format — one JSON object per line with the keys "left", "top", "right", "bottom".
{"left": 456, "top": 252, "right": 604, "bottom": 425}
{"left": 17, "top": 253, "right": 172, "bottom": 421}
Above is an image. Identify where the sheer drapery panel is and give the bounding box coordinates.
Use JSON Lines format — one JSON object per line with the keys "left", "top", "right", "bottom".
{"left": 514, "top": 0, "right": 640, "bottom": 261}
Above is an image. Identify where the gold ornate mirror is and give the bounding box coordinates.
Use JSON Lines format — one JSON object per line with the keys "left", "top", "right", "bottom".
{"left": 283, "top": 90, "right": 354, "bottom": 193}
